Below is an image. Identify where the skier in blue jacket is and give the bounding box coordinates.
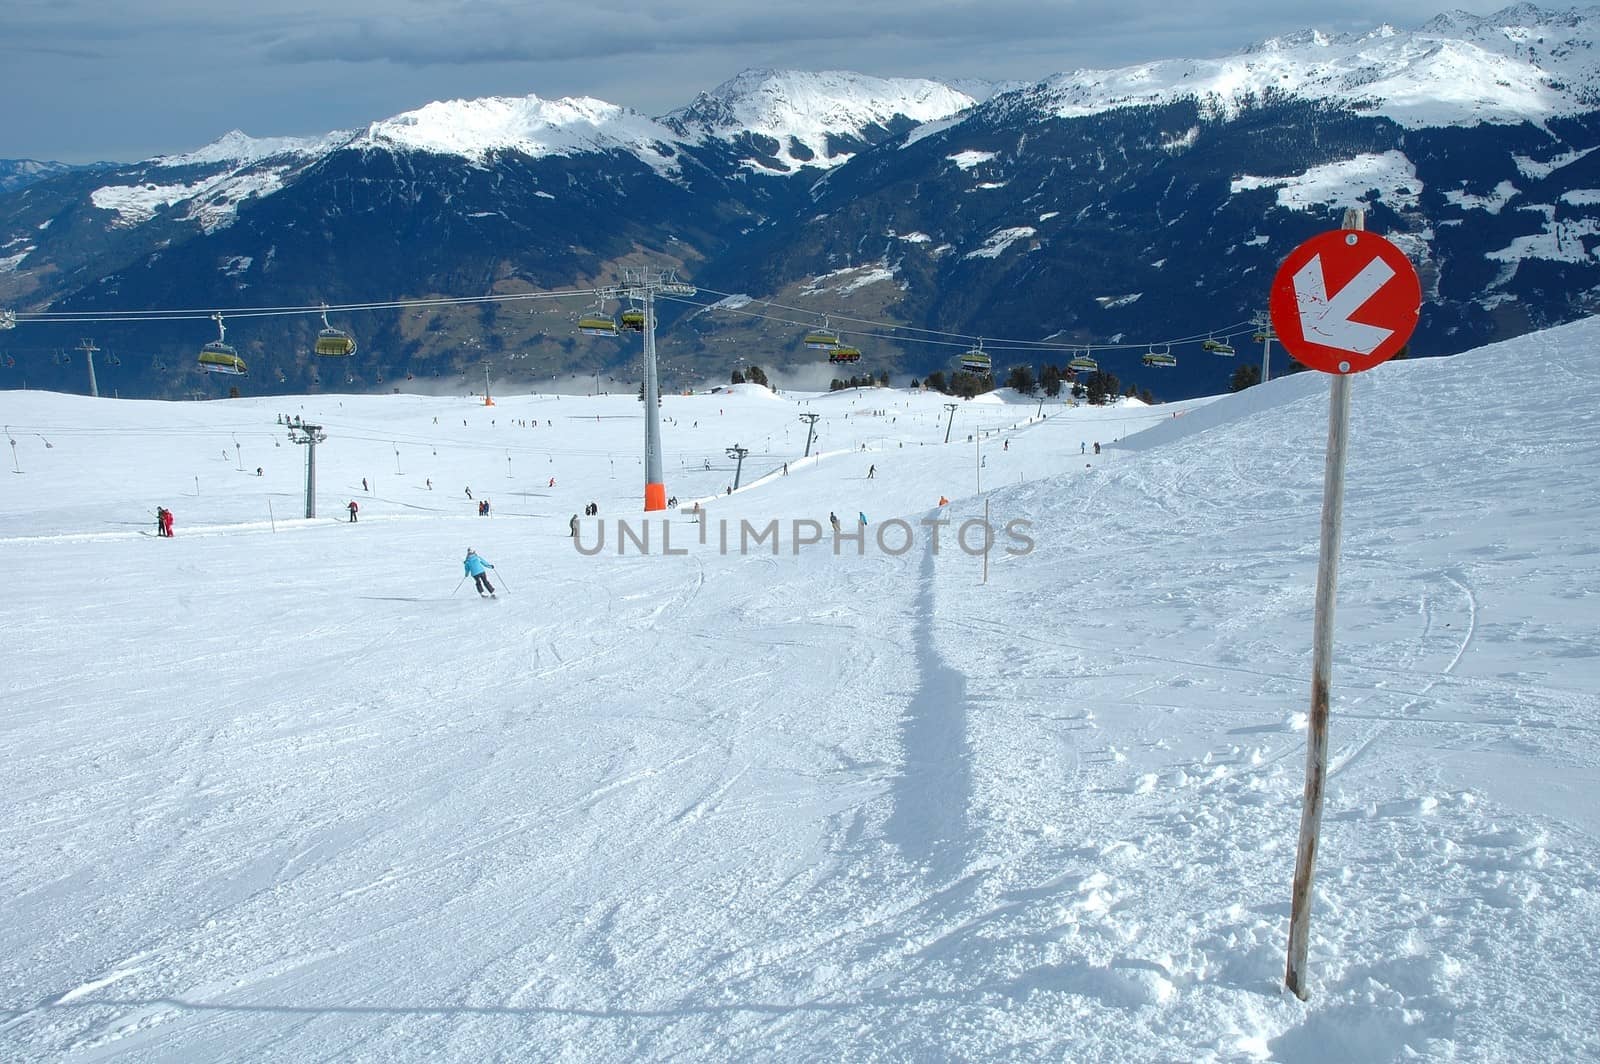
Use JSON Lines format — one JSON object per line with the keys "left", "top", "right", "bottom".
{"left": 464, "top": 548, "right": 496, "bottom": 597}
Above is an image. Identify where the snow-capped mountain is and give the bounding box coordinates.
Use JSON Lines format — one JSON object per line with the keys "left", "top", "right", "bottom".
{"left": 9, "top": 6, "right": 1600, "bottom": 401}
{"left": 0, "top": 158, "right": 102, "bottom": 194}
{"left": 149, "top": 129, "right": 353, "bottom": 168}
{"left": 665, "top": 70, "right": 993, "bottom": 173}
{"left": 346, "top": 96, "right": 684, "bottom": 172}
{"left": 997, "top": 11, "right": 1600, "bottom": 130}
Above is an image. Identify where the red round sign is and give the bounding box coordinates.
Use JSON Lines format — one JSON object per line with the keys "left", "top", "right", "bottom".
{"left": 1268, "top": 229, "right": 1421, "bottom": 375}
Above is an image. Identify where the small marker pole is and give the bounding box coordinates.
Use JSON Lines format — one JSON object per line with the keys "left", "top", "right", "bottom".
{"left": 1284, "top": 206, "right": 1362, "bottom": 1000}
{"left": 982, "top": 497, "right": 990, "bottom": 585}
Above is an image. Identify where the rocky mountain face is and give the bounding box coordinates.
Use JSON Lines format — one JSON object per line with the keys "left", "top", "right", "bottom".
{"left": 6, "top": 8, "right": 1600, "bottom": 400}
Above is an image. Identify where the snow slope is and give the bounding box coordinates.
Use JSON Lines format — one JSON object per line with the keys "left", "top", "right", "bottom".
{"left": 1, "top": 324, "right": 1598, "bottom": 1060}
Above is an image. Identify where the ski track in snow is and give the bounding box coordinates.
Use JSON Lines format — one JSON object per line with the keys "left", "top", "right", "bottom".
{"left": 2, "top": 341, "right": 1599, "bottom": 1061}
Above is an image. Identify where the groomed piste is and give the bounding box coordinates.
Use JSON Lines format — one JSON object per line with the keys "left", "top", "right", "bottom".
{"left": 2, "top": 323, "right": 1597, "bottom": 1061}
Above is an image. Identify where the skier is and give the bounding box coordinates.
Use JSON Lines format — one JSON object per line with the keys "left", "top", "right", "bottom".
{"left": 463, "top": 549, "right": 496, "bottom": 597}
{"left": 938, "top": 496, "right": 948, "bottom": 506}
{"left": 347, "top": 500, "right": 359, "bottom": 523}
{"left": 829, "top": 512, "right": 841, "bottom": 534}
{"left": 858, "top": 511, "right": 867, "bottom": 527}
{"left": 569, "top": 514, "right": 579, "bottom": 537}
{"left": 1003, "top": 440, "right": 1009, "bottom": 451}
{"left": 1093, "top": 442, "right": 1100, "bottom": 455}
{"left": 548, "top": 477, "right": 556, "bottom": 488}
{"left": 362, "top": 477, "right": 369, "bottom": 492}
{"left": 465, "top": 486, "right": 473, "bottom": 500}
{"left": 161, "top": 508, "right": 174, "bottom": 537}
{"left": 867, "top": 464, "right": 875, "bottom": 479}
{"left": 155, "top": 507, "right": 168, "bottom": 537}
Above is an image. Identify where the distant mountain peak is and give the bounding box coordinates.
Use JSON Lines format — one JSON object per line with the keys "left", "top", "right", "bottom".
{"left": 0, "top": 158, "right": 87, "bottom": 193}
{"left": 665, "top": 69, "right": 986, "bottom": 172}
{"left": 150, "top": 129, "right": 348, "bottom": 168}
{"left": 1025, "top": 5, "right": 1600, "bottom": 129}
{"left": 347, "top": 93, "right": 681, "bottom": 171}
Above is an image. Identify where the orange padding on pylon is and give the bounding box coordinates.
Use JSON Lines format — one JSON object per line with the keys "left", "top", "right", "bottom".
{"left": 644, "top": 482, "right": 667, "bottom": 511}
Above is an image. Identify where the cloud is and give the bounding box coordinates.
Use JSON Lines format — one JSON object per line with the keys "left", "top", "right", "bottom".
{"left": 249, "top": 0, "right": 1477, "bottom": 72}
{"left": 250, "top": 2, "right": 1245, "bottom": 68}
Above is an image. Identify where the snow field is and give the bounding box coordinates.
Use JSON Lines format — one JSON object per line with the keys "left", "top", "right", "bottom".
{"left": 2, "top": 333, "right": 1598, "bottom": 1061}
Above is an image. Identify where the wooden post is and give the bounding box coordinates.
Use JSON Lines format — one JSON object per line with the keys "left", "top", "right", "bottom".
{"left": 1284, "top": 206, "right": 1361, "bottom": 999}
{"left": 982, "top": 497, "right": 990, "bottom": 584}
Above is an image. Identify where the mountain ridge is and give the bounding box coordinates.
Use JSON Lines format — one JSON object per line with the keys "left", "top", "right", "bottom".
{"left": 7, "top": 6, "right": 1600, "bottom": 401}
{"left": 108, "top": 5, "right": 1600, "bottom": 177}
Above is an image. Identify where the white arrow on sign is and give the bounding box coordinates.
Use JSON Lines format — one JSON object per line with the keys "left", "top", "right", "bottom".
{"left": 1292, "top": 253, "right": 1396, "bottom": 355}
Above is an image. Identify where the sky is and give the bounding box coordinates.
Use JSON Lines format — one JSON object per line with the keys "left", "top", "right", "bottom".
{"left": 4, "top": 1, "right": 1535, "bottom": 164}
{"left": 2, "top": 320, "right": 1597, "bottom": 1059}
